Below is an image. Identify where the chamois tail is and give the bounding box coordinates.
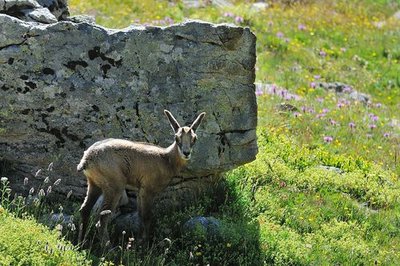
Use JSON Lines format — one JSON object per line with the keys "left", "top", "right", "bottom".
{"left": 77, "top": 159, "right": 87, "bottom": 172}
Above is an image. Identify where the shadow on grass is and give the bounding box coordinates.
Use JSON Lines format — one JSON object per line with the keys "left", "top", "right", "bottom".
{"left": 81, "top": 176, "right": 262, "bottom": 265}
{"left": 143, "top": 177, "right": 263, "bottom": 265}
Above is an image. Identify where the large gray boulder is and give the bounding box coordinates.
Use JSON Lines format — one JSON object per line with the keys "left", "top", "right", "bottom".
{"left": 0, "top": 8, "right": 257, "bottom": 204}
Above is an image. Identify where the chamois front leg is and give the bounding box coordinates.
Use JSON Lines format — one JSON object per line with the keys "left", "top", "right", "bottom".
{"left": 138, "top": 188, "right": 156, "bottom": 242}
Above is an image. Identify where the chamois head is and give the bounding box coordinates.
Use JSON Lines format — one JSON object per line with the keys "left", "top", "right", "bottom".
{"left": 164, "top": 110, "right": 206, "bottom": 161}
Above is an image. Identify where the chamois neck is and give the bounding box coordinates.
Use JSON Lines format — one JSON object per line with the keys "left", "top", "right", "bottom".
{"left": 166, "top": 141, "right": 187, "bottom": 172}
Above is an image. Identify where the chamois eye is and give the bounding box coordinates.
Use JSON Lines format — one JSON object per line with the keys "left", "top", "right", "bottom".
{"left": 175, "top": 135, "right": 181, "bottom": 143}
{"left": 191, "top": 136, "right": 197, "bottom": 144}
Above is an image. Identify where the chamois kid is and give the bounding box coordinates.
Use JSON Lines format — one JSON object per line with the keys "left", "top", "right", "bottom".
{"left": 77, "top": 110, "right": 206, "bottom": 246}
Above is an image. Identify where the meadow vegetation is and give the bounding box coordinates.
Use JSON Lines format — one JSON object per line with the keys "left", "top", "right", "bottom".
{"left": 0, "top": 177, "right": 91, "bottom": 265}
{"left": 1, "top": 0, "right": 399, "bottom": 265}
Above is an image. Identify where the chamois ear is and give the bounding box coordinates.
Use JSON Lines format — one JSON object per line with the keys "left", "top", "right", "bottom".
{"left": 164, "top": 110, "right": 181, "bottom": 133}
{"left": 190, "top": 112, "right": 206, "bottom": 132}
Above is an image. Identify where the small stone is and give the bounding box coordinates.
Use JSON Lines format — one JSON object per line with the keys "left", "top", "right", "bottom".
{"left": 319, "top": 165, "right": 344, "bottom": 174}
{"left": 5, "top": 0, "right": 40, "bottom": 10}
{"left": 112, "top": 212, "right": 141, "bottom": 238}
{"left": 277, "top": 102, "right": 299, "bottom": 112}
{"left": 315, "top": 81, "right": 371, "bottom": 104}
{"left": 49, "top": 212, "right": 73, "bottom": 225}
{"left": 26, "top": 7, "right": 57, "bottom": 23}
{"left": 212, "top": 0, "right": 233, "bottom": 8}
{"left": 316, "top": 82, "right": 352, "bottom": 93}
{"left": 36, "top": 0, "right": 69, "bottom": 20}
{"left": 68, "top": 15, "right": 96, "bottom": 24}
{"left": 184, "top": 216, "right": 221, "bottom": 237}
{"left": 349, "top": 91, "right": 371, "bottom": 104}
{"left": 251, "top": 2, "right": 269, "bottom": 12}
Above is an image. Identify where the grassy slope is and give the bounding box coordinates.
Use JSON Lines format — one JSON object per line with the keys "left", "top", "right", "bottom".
{"left": 226, "top": 131, "right": 400, "bottom": 264}
{"left": 0, "top": 206, "right": 90, "bottom": 265}
{"left": 2, "top": 0, "right": 398, "bottom": 265}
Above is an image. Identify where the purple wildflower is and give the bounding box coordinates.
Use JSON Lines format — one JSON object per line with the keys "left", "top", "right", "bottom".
{"left": 164, "top": 17, "right": 174, "bottom": 25}
{"left": 310, "top": 82, "right": 316, "bottom": 88}
{"left": 322, "top": 108, "right": 329, "bottom": 113}
{"left": 375, "top": 103, "right": 382, "bottom": 108}
{"left": 224, "top": 12, "right": 234, "bottom": 17}
{"left": 285, "top": 95, "right": 293, "bottom": 100}
{"left": 369, "top": 113, "right": 379, "bottom": 122}
{"left": 369, "top": 124, "right": 377, "bottom": 130}
{"left": 383, "top": 132, "right": 390, "bottom": 138}
{"left": 316, "top": 113, "right": 326, "bottom": 119}
{"left": 330, "top": 119, "right": 337, "bottom": 126}
{"left": 323, "top": 136, "right": 333, "bottom": 143}
{"left": 271, "top": 84, "right": 277, "bottom": 94}
{"left": 298, "top": 24, "right": 306, "bottom": 31}
{"left": 340, "top": 99, "right": 351, "bottom": 106}
{"left": 255, "top": 87, "right": 263, "bottom": 96}
{"left": 349, "top": 122, "right": 356, "bottom": 129}
{"left": 301, "top": 106, "right": 314, "bottom": 113}
{"left": 235, "top": 16, "right": 244, "bottom": 23}
{"left": 314, "top": 75, "right": 321, "bottom": 80}
{"left": 276, "top": 32, "right": 284, "bottom": 38}
{"left": 343, "top": 86, "right": 352, "bottom": 93}
{"left": 294, "top": 112, "right": 300, "bottom": 118}
{"left": 319, "top": 50, "right": 327, "bottom": 57}
{"left": 317, "top": 97, "right": 324, "bottom": 103}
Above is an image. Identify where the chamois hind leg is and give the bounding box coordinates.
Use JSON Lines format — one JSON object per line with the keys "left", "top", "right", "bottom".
{"left": 98, "top": 186, "right": 125, "bottom": 247}
{"left": 79, "top": 180, "right": 102, "bottom": 245}
{"left": 138, "top": 188, "right": 155, "bottom": 243}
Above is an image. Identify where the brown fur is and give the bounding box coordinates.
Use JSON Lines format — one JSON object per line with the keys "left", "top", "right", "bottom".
{"left": 78, "top": 110, "right": 205, "bottom": 246}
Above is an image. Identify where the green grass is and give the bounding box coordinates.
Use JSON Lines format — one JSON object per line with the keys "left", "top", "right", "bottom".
{"left": 1, "top": 0, "right": 400, "bottom": 265}
{"left": 0, "top": 180, "right": 91, "bottom": 265}
{"left": 226, "top": 131, "right": 400, "bottom": 264}
{"left": 0, "top": 210, "right": 91, "bottom": 265}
